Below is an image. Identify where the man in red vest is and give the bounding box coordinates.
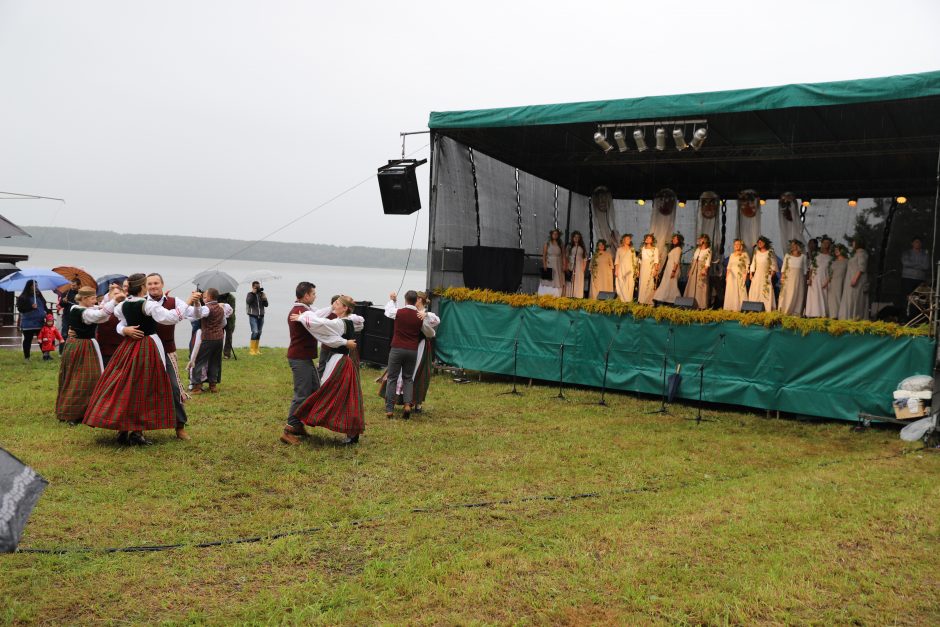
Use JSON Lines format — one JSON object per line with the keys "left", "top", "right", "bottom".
{"left": 190, "top": 288, "right": 232, "bottom": 394}
{"left": 283, "top": 281, "right": 320, "bottom": 439}
{"left": 383, "top": 290, "right": 427, "bottom": 419}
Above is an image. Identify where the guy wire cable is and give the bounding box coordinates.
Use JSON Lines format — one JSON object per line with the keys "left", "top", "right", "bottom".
{"left": 395, "top": 207, "right": 421, "bottom": 298}
{"left": 167, "top": 143, "right": 431, "bottom": 294}
{"left": 15, "top": 449, "right": 912, "bottom": 555}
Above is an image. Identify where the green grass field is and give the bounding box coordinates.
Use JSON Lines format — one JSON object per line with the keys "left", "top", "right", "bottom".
{"left": 1, "top": 348, "right": 938, "bottom": 625}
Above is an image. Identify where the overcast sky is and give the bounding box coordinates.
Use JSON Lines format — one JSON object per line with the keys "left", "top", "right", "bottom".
{"left": 1, "top": 0, "right": 938, "bottom": 251}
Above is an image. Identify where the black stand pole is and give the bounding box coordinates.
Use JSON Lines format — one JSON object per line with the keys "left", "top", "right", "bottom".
{"left": 555, "top": 319, "right": 575, "bottom": 401}
{"left": 499, "top": 313, "right": 525, "bottom": 397}
{"left": 647, "top": 327, "right": 674, "bottom": 415}
{"left": 685, "top": 333, "right": 725, "bottom": 424}
{"left": 598, "top": 323, "right": 622, "bottom": 406}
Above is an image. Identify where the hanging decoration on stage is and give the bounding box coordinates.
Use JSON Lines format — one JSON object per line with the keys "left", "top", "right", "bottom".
{"left": 650, "top": 188, "right": 678, "bottom": 262}
{"left": 697, "top": 191, "right": 721, "bottom": 273}
{"left": 590, "top": 186, "right": 616, "bottom": 248}
{"left": 736, "top": 189, "right": 762, "bottom": 252}
{"left": 778, "top": 191, "right": 801, "bottom": 245}
{"left": 699, "top": 191, "right": 719, "bottom": 219}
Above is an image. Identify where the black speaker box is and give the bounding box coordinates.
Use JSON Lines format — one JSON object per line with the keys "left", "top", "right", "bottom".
{"left": 363, "top": 306, "right": 394, "bottom": 338}
{"left": 378, "top": 160, "right": 423, "bottom": 215}
{"left": 741, "top": 301, "right": 765, "bottom": 313}
{"left": 360, "top": 333, "right": 392, "bottom": 366}
{"left": 597, "top": 291, "right": 617, "bottom": 300}
{"left": 462, "top": 246, "right": 524, "bottom": 292}
{"left": 673, "top": 296, "right": 695, "bottom": 309}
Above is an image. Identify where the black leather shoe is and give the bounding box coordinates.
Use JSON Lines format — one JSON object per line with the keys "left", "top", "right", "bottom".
{"left": 117, "top": 431, "right": 129, "bottom": 444}
{"left": 342, "top": 434, "right": 360, "bottom": 445}
{"left": 128, "top": 432, "right": 152, "bottom": 446}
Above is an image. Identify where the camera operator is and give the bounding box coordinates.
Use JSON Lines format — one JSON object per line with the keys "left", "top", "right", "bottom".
{"left": 246, "top": 280, "right": 269, "bottom": 355}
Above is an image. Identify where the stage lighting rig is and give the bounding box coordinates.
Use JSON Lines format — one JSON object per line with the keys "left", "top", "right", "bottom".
{"left": 690, "top": 127, "right": 707, "bottom": 150}
{"left": 633, "top": 129, "right": 648, "bottom": 152}
{"left": 655, "top": 127, "right": 666, "bottom": 151}
{"left": 613, "top": 130, "right": 629, "bottom": 152}
{"left": 594, "top": 131, "right": 613, "bottom": 153}
{"left": 673, "top": 128, "right": 688, "bottom": 150}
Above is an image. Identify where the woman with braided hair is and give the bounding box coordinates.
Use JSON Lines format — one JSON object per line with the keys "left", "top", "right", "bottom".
{"left": 283, "top": 295, "right": 365, "bottom": 445}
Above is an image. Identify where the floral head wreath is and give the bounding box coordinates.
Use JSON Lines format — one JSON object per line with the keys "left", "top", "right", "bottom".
{"left": 756, "top": 236, "right": 773, "bottom": 250}
{"left": 643, "top": 233, "right": 657, "bottom": 246}
{"left": 670, "top": 232, "right": 684, "bottom": 248}
{"left": 789, "top": 239, "right": 805, "bottom": 251}
{"left": 595, "top": 239, "right": 607, "bottom": 251}
{"left": 698, "top": 233, "right": 711, "bottom": 246}
{"left": 834, "top": 244, "right": 850, "bottom": 257}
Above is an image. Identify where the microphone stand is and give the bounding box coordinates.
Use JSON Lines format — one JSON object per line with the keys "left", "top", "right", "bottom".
{"left": 555, "top": 319, "right": 575, "bottom": 401}
{"left": 598, "top": 322, "right": 622, "bottom": 406}
{"left": 647, "top": 327, "right": 674, "bottom": 414}
{"left": 498, "top": 312, "right": 525, "bottom": 397}
{"left": 686, "top": 333, "right": 725, "bottom": 424}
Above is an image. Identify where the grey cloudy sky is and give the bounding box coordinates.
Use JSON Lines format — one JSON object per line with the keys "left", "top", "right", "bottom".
{"left": 1, "top": 0, "right": 938, "bottom": 251}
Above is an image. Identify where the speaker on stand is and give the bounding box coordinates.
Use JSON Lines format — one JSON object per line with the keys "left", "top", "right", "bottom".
{"left": 359, "top": 306, "right": 395, "bottom": 366}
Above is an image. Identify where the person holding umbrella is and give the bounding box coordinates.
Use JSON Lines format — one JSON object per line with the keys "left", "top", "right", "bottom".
{"left": 190, "top": 287, "right": 233, "bottom": 394}
{"left": 16, "top": 280, "right": 49, "bottom": 360}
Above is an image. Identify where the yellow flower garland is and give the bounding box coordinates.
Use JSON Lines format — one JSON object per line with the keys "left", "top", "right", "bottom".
{"left": 440, "top": 287, "right": 929, "bottom": 339}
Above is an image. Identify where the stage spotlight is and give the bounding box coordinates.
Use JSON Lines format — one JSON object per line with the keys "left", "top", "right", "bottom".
{"left": 594, "top": 132, "right": 613, "bottom": 153}
{"left": 847, "top": 198, "right": 858, "bottom": 207}
{"left": 678, "top": 199, "right": 687, "bottom": 208}
{"left": 802, "top": 198, "right": 811, "bottom": 207}
{"left": 655, "top": 127, "right": 666, "bottom": 151}
{"left": 613, "top": 130, "right": 629, "bottom": 152}
{"left": 633, "top": 129, "right": 648, "bottom": 152}
{"left": 897, "top": 196, "right": 908, "bottom": 204}
{"left": 690, "top": 127, "right": 707, "bottom": 150}
{"left": 673, "top": 128, "right": 688, "bottom": 150}
{"left": 637, "top": 199, "right": 646, "bottom": 206}
{"left": 759, "top": 199, "right": 766, "bottom": 206}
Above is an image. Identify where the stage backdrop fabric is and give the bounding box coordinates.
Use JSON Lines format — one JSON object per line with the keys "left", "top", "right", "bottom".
{"left": 435, "top": 298, "right": 935, "bottom": 421}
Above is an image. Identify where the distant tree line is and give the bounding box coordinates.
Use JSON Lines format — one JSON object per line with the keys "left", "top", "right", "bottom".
{"left": 0, "top": 226, "right": 427, "bottom": 270}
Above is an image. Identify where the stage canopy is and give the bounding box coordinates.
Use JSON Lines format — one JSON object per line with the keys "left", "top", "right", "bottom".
{"left": 425, "top": 71, "right": 940, "bottom": 293}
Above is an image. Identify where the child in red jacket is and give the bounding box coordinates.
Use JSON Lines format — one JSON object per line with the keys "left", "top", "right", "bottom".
{"left": 37, "top": 313, "right": 64, "bottom": 361}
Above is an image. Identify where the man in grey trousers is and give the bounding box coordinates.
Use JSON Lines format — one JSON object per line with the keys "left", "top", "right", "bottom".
{"left": 383, "top": 290, "right": 426, "bottom": 419}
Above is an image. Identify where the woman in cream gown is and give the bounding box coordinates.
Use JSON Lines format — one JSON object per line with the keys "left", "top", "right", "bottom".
{"left": 637, "top": 234, "right": 660, "bottom": 305}
{"left": 540, "top": 229, "right": 565, "bottom": 296}
{"left": 827, "top": 244, "right": 849, "bottom": 318}
{"left": 653, "top": 233, "right": 684, "bottom": 304}
{"left": 589, "top": 240, "right": 614, "bottom": 299}
{"left": 684, "top": 233, "right": 712, "bottom": 309}
{"left": 565, "top": 231, "right": 587, "bottom": 298}
{"left": 777, "top": 240, "right": 807, "bottom": 315}
{"left": 723, "top": 239, "right": 750, "bottom": 311}
{"left": 837, "top": 239, "right": 869, "bottom": 320}
{"left": 614, "top": 234, "right": 638, "bottom": 302}
{"left": 747, "top": 236, "right": 778, "bottom": 312}
{"left": 804, "top": 237, "right": 833, "bottom": 318}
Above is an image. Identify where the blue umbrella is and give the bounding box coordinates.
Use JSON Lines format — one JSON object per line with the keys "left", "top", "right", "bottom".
{"left": 96, "top": 274, "right": 127, "bottom": 297}
{"left": 0, "top": 267, "right": 70, "bottom": 293}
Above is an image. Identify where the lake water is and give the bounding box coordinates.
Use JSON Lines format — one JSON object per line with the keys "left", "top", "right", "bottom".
{"left": 8, "top": 248, "right": 427, "bottom": 348}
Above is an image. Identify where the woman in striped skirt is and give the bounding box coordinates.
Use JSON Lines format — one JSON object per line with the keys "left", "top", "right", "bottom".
{"left": 282, "top": 295, "right": 365, "bottom": 445}
{"left": 56, "top": 286, "right": 124, "bottom": 423}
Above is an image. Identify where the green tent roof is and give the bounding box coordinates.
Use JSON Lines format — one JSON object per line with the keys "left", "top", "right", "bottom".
{"left": 429, "top": 70, "right": 940, "bottom": 129}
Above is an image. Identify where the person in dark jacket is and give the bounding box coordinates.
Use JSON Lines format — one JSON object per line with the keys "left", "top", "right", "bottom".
{"left": 245, "top": 281, "right": 268, "bottom": 355}
{"left": 220, "top": 291, "right": 237, "bottom": 359}
{"left": 16, "top": 280, "right": 48, "bottom": 360}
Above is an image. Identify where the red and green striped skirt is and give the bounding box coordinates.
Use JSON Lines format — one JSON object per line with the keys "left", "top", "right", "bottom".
{"left": 56, "top": 338, "right": 103, "bottom": 422}
{"left": 83, "top": 336, "right": 175, "bottom": 432}
{"left": 294, "top": 353, "right": 364, "bottom": 436}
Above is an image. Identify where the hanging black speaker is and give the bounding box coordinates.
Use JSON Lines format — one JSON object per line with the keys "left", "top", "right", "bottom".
{"left": 378, "top": 159, "right": 427, "bottom": 215}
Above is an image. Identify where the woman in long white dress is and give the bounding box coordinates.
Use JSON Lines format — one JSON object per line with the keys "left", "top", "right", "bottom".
{"left": 723, "top": 239, "right": 750, "bottom": 311}
{"left": 653, "top": 233, "right": 683, "bottom": 304}
{"left": 540, "top": 229, "right": 565, "bottom": 296}
{"left": 804, "top": 236, "right": 833, "bottom": 318}
{"left": 684, "top": 233, "right": 712, "bottom": 309}
{"left": 778, "top": 240, "right": 807, "bottom": 315}
{"left": 828, "top": 244, "right": 849, "bottom": 318}
{"left": 564, "top": 231, "right": 587, "bottom": 298}
{"left": 614, "top": 233, "right": 638, "bottom": 302}
{"left": 747, "top": 236, "right": 778, "bottom": 312}
{"left": 637, "top": 234, "right": 660, "bottom": 305}
{"left": 838, "top": 239, "right": 869, "bottom": 320}
{"left": 589, "top": 240, "right": 614, "bottom": 299}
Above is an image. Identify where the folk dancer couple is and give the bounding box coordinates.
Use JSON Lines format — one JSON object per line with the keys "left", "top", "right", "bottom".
{"left": 187, "top": 289, "right": 234, "bottom": 393}
{"left": 380, "top": 290, "right": 440, "bottom": 418}
{"left": 60, "top": 273, "right": 205, "bottom": 445}
{"left": 280, "top": 284, "right": 364, "bottom": 446}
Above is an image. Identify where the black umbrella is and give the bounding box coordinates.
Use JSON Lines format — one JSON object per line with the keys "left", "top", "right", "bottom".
{"left": 0, "top": 447, "right": 48, "bottom": 553}
{"left": 96, "top": 274, "right": 128, "bottom": 297}
{"left": 666, "top": 364, "right": 683, "bottom": 403}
